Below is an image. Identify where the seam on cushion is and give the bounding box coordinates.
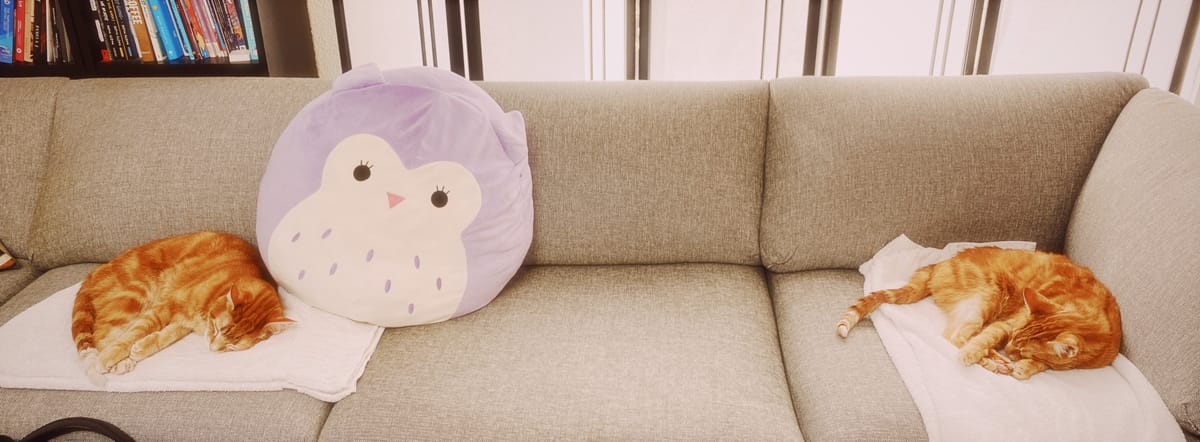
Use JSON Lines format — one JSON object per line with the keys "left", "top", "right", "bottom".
{"left": 25, "top": 78, "right": 70, "bottom": 270}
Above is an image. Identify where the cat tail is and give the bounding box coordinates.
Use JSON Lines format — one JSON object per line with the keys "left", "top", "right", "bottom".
{"left": 837, "top": 264, "right": 935, "bottom": 338}
{"left": 71, "top": 288, "right": 107, "bottom": 386}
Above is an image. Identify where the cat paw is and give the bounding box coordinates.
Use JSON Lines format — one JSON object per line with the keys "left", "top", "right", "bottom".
{"left": 79, "top": 349, "right": 108, "bottom": 386}
{"left": 1011, "top": 367, "right": 1032, "bottom": 380}
{"left": 979, "top": 356, "right": 1011, "bottom": 375}
{"left": 130, "top": 341, "right": 150, "bottom": 361}
{"left": 98, "top": 348, "right": 126, "bottom": 372}
{"left": 111, "top": 358, "right": 137, "bottom": 375}
{"left": 958, "top": 346, "right": 988, "bottom": 366}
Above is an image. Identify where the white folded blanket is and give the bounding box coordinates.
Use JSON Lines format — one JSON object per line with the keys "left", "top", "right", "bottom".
{"left": 861, "top": 235, "right": 1182, "bottom": 442}
{"left": 0, "top": 283, "right": 382, "bottom": 402}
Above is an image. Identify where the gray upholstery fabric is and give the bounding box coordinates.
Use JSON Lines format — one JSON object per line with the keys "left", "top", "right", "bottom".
{"left": 27, "top": 77, "right": 331, "bottom": 270}
{"left": 0, "top": 260, "right": 38, "bottom": 305}
{"left": 0, "top": 78, "right": 67, "bottom": 259}
{"left": 1066, "top": 89, "right": 1200, "bottom": 437}
{"left": 480, "top": 82, "right": 768, "bottom": 266}
{"left": 319, "top": 264, "right": 800, "bottom": 440}
{"left": 771, "top": 270, "right": 926, "bottom": 441}
{"left": 0, "top": 265, "right": 331, "bottom": 441}
{"left": 761, "top": 73, "right": 1148, "bottom": 272}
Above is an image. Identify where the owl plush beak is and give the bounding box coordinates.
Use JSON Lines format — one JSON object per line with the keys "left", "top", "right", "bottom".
{"left": 387, "top": 192, "right": 405, "bottom": 208}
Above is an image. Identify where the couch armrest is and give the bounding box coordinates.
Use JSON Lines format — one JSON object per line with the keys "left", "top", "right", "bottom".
{"left": 1066, "top": 89, "right": 1200, "bottom": 436}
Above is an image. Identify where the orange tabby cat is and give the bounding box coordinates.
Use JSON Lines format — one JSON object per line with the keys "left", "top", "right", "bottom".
{"left": 836, "top": 246, "right": 1121, "bottom": 379}
{"left": 72, "top": 231, "right": 294, "bottom": 385}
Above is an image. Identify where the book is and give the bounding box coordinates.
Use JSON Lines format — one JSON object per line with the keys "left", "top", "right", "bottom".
{"left": 21, "top": 0, "right": 33, "bottom": 61}
{"left": 206, "top": 0, "right": 228, "bottom": 54}
{"left": 51, "top": 0, "right": 70, "bottom": 63}
{"left": 145, "top": 0, "right": 182, "bottom": 60}
{"left": 0, "top": 0, "right": 13, "bottom": 63}
{"left": 110, "top": 0, "right": 147, "bottom": 62}
{"left": 13, "top": 0, "right": 25, "bottom": 62}
{"left": 177, "top": 0, "right": 206, "bottom": 59}
{"left": 236, "top": 0, "right": 255, "bottom": 62}
{"left": 191, "top": 0, "right": 222, "bottom": 57}
{"left": 96, "top": 0, "right": 124, "bottom": 60}
{"left": 113, "top": 0, "right": 139, "bottom": 61}
{"left": 30, "top": 0, "right": 42, "bottom": 63}
{"left": 122, "top": 0, "right": 154, "bottom": 62}
{"left": 220, "top": 0, "right": 246, "bottom": 62}
{"left": 86, "top": 0, "right": 112, "bottom": 62}
{"left": 136, "top": 0, "right": 164, "bottom": 61}
{"left": 165, "top": 0, "right": 191, "bottom": 60}
{"left": 45, "top": 0, "right": 54, "bottom": 62}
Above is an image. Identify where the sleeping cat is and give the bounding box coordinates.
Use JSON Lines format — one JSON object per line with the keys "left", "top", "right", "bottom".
{"left": 72, "top": 231, "right": 294, "bottom": 385}
{"left": 836, "top": 246, "right": 1121, "bottom": 379}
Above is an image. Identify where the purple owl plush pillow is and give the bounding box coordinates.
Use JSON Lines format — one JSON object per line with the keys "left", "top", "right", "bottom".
{"left": 256, "top": 64, "right": 533, "bottom": 327}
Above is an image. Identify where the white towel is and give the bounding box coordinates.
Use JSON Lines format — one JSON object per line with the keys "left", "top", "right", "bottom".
{"left": 0, "top": 283, "right": 383, "bottom": 402}
{"left": 861, "top": 234, "right": 1183, "bottom": 442}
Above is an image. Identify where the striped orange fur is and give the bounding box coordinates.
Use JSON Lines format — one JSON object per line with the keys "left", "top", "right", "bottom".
{"left": 72, "top": 231, "right": 293, "bottom": 385}
{"left": 836, "top": 247, "right": 1122, "bottom": 379}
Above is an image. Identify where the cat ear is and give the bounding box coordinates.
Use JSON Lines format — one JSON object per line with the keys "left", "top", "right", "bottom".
{"left": 225, "top": 291, "right": 236, "bottom": 311}
{"left": 1051, "top": 333, "right": 1080, "bottom": 358}
{"left": 1022, "top": 288, "right": 1055, "bottom": 316}
{"left": 228, "top": 285, "right": 250, "bottom": 305}
{"left": 265, "top": 317, "right": 296, "bottom": 335}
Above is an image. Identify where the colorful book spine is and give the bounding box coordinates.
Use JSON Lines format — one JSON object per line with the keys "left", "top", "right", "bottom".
{"left": 21, "top": 0, "right": 33, "bottom": 61}
{"left": 136, "top": 0, "right": 163, "bottom": 61}
{"left": 0, "top": 0, "right": 13, "bottom": 63}
{"left": 165, "top": 0, "right": 191, "bottom": 59}
{"left": 145, "top": 0, "right": 181, "bottom": 60}
{"left": 220, "top": 0, "right": 246, "bottom": 61}
{"left": 236, "top": 0, "right": 255, "bottom": 62}
{"left": 122, "top": 0, "right": 154, "bottom": 61}
{"left": 178, "top": 0, "right": 205, "bottom": 59}
{"left": 115, "top": 0, "right": 138, "bottom": 60}
{"left": 192, "top": 0, "right": 221, "bottom": 57}
{"left": 12, "top": 0, "right": 23, "bottom": 62}
{"left": 206, "top": 0, "right": 228, "bottom": 54}
{"left": 29, "top": 0, "right": 41, "bottom": 63}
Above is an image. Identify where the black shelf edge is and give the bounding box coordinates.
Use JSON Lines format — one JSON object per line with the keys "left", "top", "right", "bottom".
{"left": 86, "top": 61, "right": 269, "bottom": 77}
{"left": 0, "top": 63, "right": 82, "bottom": 78}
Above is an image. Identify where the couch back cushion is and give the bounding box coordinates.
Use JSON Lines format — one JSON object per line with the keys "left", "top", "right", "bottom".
{"left": 28, "top": 77, "right": 330, "bottom": 270}
{"left": 760, "top": 73, "right": 1146, "bottom": 272}
{"left": 1065, "top": 89, "right": 1200, "bottom": 436}
{"left": 480, "top": 81, "right": 768, "bottom": 266}
{"left": 0, "top": 78, "right": 67, "bottom": 259}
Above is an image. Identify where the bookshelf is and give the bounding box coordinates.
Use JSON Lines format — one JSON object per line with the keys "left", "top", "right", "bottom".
{"left": 0, "top": 0, "right": 272, "bottom": 78}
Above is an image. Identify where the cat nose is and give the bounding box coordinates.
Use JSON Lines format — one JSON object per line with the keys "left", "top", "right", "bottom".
{"left": 387, "top": 192, "right": 405, "bottom": 209}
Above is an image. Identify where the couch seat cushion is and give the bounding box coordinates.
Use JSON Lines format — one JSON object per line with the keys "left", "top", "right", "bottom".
{"left": 771, "top": 270, "right": 926, "bottom": 441}
{"left": 319, "top": 263, "right": 800, "bottom": 440}
{"left": 0, "top": 265, "right": 331, "bottom": 442}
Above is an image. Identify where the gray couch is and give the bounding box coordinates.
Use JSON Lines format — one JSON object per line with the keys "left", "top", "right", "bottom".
{"left": 0, "top": 73, "right": 1196, "bottom": 441}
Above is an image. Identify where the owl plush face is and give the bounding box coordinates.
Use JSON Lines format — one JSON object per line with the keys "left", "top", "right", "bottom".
{"left": 322, "top": 133, "right": 482, "bottom": 233}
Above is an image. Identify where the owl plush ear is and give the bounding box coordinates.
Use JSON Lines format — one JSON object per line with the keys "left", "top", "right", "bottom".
{"left": 331, "top": 63, "right": 386, "bottom": 92}
{"left": 493, "top": 111, "right": 528, "bottom": 165}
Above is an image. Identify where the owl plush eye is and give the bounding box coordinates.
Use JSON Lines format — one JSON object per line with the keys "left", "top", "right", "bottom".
{"left": 431, "top": 187, "right": 449, "bottom": 208}
{"left": 354, "top": 161, "right": 372, "bottom": 181}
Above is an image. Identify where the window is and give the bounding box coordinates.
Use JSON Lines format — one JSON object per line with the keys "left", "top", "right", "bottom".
{"left": 338, "top": 0, "right": 1200, "bottom": 103}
